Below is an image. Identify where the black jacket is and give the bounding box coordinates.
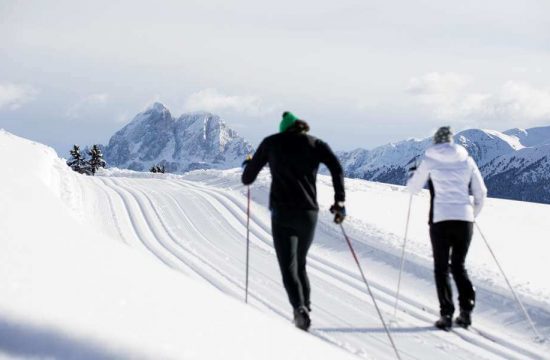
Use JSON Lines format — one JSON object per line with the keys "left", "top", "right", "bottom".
{"left": 242, "top": 130, "right": 345, "bottom": 210}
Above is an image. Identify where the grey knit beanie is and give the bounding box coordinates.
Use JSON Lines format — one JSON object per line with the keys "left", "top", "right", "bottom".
{"left": 433, "top": 126, "right": 453, "bottom": 144}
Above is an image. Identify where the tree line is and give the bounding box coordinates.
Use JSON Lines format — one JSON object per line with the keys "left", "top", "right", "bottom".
{"left": 67, "top": 144, "right": 106, "bottom": 175}
{"left": 67, "top": 145, "right": 167, "bottom": 175}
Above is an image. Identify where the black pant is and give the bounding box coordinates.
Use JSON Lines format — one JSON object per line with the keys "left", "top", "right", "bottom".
{"left": 430, "top": 220, "right": 476, "bottom": 316}
{"left": 271, "top": 209, "right": 318, "bottom": 310}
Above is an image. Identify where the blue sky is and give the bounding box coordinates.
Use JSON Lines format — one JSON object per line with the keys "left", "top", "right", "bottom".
{"left": 1, "top": 0, "right": 550, "bottom": 156}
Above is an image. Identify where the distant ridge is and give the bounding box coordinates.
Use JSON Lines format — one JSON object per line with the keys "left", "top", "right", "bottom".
{"left": 336, "top": 126, "right": 550, "bottom": 204}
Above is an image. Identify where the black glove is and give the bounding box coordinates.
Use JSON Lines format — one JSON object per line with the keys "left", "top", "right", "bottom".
{"left": 329, "top": 202, "right": 346, "bottom": 224}
{"left": 407, "top": 165, "right": 417, "bottom": 179}
{"left": 242, "top": 154, "right": 252, "bottom": 168}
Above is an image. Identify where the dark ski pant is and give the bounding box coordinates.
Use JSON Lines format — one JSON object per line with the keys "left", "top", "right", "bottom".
{"left": 430, "top": 220, "right": 476, "bottom": 316}
{"left": 271, "top": 209, "right": 318, "bottom": 310}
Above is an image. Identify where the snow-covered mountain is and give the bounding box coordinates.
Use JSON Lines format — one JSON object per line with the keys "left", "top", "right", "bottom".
{"left": 338, "top": 125, "right": 550, "bottom": 204}
{"left": 104, "top": 103, "right": 254, "bottom": 173}
{"left": 504, "top": 126, "right": 550, "bottom": 147}
{"left": 481, "top": 144, "right": 550, "bottom": 203}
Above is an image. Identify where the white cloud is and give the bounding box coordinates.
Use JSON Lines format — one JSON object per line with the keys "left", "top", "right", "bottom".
{"left": 407, "top": 72, "right": 471, "bottom": 95}
{"left": 0, "top": 83, "right": 37, "bottom": 110}
{"left": 407, "top": 73, "right": 550, "bottom": 127}
{"left": 183, "top": 89, "right": 270, "bottom": 116}
{"left": 66, "top": 93, "right": 109, "bottom": 118}
{"left": 495, "top": 81, "right": 550, "bottom": 120}
{"left": 115, "top": 111, "right": 133, "bottom": 124}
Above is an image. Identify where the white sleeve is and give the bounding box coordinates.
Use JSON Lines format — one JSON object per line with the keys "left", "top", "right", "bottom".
{"left": 406, "top": 160, "right": 430, "bottom": 194}
{"left": 468, "top": 157, "right": 488, "bottom": 217}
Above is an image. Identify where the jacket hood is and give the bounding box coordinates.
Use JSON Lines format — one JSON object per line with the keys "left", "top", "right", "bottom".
{"left": 287, "top": 119, "right": 310, "bottom": 133}
{"left": 425, "top": 143, "right": 469, "bottom": 163}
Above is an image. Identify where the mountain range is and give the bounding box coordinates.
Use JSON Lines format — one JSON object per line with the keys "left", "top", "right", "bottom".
{"left": 103, "top": 103, "right": 550, "bottom": 204}
{"left": 337, "top": 126, "right": 550, "bottom": 204}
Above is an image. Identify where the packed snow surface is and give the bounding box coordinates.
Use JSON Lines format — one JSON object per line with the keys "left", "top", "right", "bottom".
{"left": 1, "top": 129, "right": 550, "bottom": 359}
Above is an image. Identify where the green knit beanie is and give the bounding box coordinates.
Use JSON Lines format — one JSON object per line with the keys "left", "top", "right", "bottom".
{"left": 279, "top": 111, "right": 298, "bottom": 133}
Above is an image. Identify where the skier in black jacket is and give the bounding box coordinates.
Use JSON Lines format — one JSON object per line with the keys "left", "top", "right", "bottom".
{"left": 242, "top": 111, "right": 346, "bottom": 331}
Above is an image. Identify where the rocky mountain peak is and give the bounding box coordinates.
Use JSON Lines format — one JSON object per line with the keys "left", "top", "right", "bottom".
{"left": 103, "top": 104, "right": 253, "bottom": 173}
{"left": 146, "top": 101, "right": 169, "bottom": 113}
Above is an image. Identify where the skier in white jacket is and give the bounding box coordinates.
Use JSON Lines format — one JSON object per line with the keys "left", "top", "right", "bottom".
{"left": 407, "top": 126, "right": 487, "bottom": 330}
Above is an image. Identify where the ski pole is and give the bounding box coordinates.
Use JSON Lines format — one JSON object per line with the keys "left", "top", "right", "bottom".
{"left": 339, "top": 224, "right": 402, "bottom": 360}
{"left": 475, "top": 222, "right": 542, "bottom": 340}
{"left": 393, "top": 195, "right": 413, "bottom": 319}
{"left": 245, "top": 186, "right": 251, "bottom": 304}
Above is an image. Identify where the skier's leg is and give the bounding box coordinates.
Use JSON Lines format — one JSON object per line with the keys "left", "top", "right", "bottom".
{"left": 450, "top": 221, "right": 475, "bottom": 312}
{"left": 271, "top": 210, "right": 303, "bottom": 309}
{"left": 296, "top": 210, "right": 318, "bottom": 311}
{"left": 430, "top": 222, "right": 455, "bottom": 316}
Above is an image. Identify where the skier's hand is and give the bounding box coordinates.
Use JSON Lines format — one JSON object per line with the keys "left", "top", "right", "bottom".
{"left": 474, "top": 203, "right": 482, "bottom": 218}
{"left": 329, "top": 202, "right": 346, "bottom": 224}
{"left": 407, "top": 165, "right": 417, "bottom": 179}
{"left": 241, "top": 154, "right": 253, "bottom": 168}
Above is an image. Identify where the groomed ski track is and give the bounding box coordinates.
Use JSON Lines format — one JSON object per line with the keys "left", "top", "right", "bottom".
{"left": 82, "top": 175, "right": 548, "bottom": 360}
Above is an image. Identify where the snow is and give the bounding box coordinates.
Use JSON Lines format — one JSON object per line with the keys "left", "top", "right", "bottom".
{"left": 1, "top": 129, "right": 550, "bottom": 359}
{"left": 480, "top": 129, "right": 525, "bottom": 150}
{"left": 0, "top": 130, "right": 355, "bottom": 360}
{"left": 504, "top": 126, "right": 550, "bottom": 147}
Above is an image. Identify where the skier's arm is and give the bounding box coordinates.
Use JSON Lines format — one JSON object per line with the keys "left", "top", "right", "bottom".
{"left": 242, "top": 139, "right": 269, "bottom": 185}
{"left": 468, "top": 157, "right": 488, "bottom": 217}
{"left": 317, "top": 140, "right": 345, "bottom": 203}
{"left": 406, "top": 160, "right": 430, "bottom": 194}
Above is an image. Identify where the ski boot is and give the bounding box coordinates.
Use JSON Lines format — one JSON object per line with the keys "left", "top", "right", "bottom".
{"left": 435, "top": 315, "right": 453, "bottom": 331}
{"left": 455, "top": 310, "right": 472, "bottom": 329}
{"left": 293, "top": 306, "right": 311, "bottom": 331}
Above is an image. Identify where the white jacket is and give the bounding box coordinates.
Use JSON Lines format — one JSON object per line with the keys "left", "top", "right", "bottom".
{"left": 407, "top": 143, "right": 487, "bottom": 224}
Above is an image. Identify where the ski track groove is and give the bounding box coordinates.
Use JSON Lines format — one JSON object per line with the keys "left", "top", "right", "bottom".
{"left": 97, "top": 178, "right": 202, "bottom": 279}
{"left": 105, "top": 177, "right": 246, "bottom": 294}
{"left": 91, "top": 178, "right": 133, "bottom": 245}
{"left": 91, "top": 175, "right": 547, "bottom": 360}
{"left": 107, "top": 177, "right": 302, "bottom": 324}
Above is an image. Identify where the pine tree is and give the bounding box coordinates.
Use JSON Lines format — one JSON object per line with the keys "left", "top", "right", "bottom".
{"left": 67, "top": 145, "right": 90, "bottom": 174}
{"left": 87, "top": 145, "right": 106, "bottom": 175}
{"left": 150, "top": 164, "right": 166, "bottom": 173}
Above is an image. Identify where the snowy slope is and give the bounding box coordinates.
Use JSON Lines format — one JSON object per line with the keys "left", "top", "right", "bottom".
{"left": 0, "top": 130, "right": 356, "bottom": 360}
{"left": 1, "top": 130, "right": 549, "bottom": 359}
{"left": 480, "top": 144, "right": 550, "bottom": 203}
{"left": 504, "top": 126, "right": 550, "bottom": 147}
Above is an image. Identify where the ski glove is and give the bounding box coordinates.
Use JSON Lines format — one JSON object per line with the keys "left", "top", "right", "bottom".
{"left": 407, "top": 165, "right": 417, "bottom": 179}
{"left": 241, "top": 154, "right": 253, "bottom": 168}
{"left": 329, "top": 202, "right": 346, "bottom": 224}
